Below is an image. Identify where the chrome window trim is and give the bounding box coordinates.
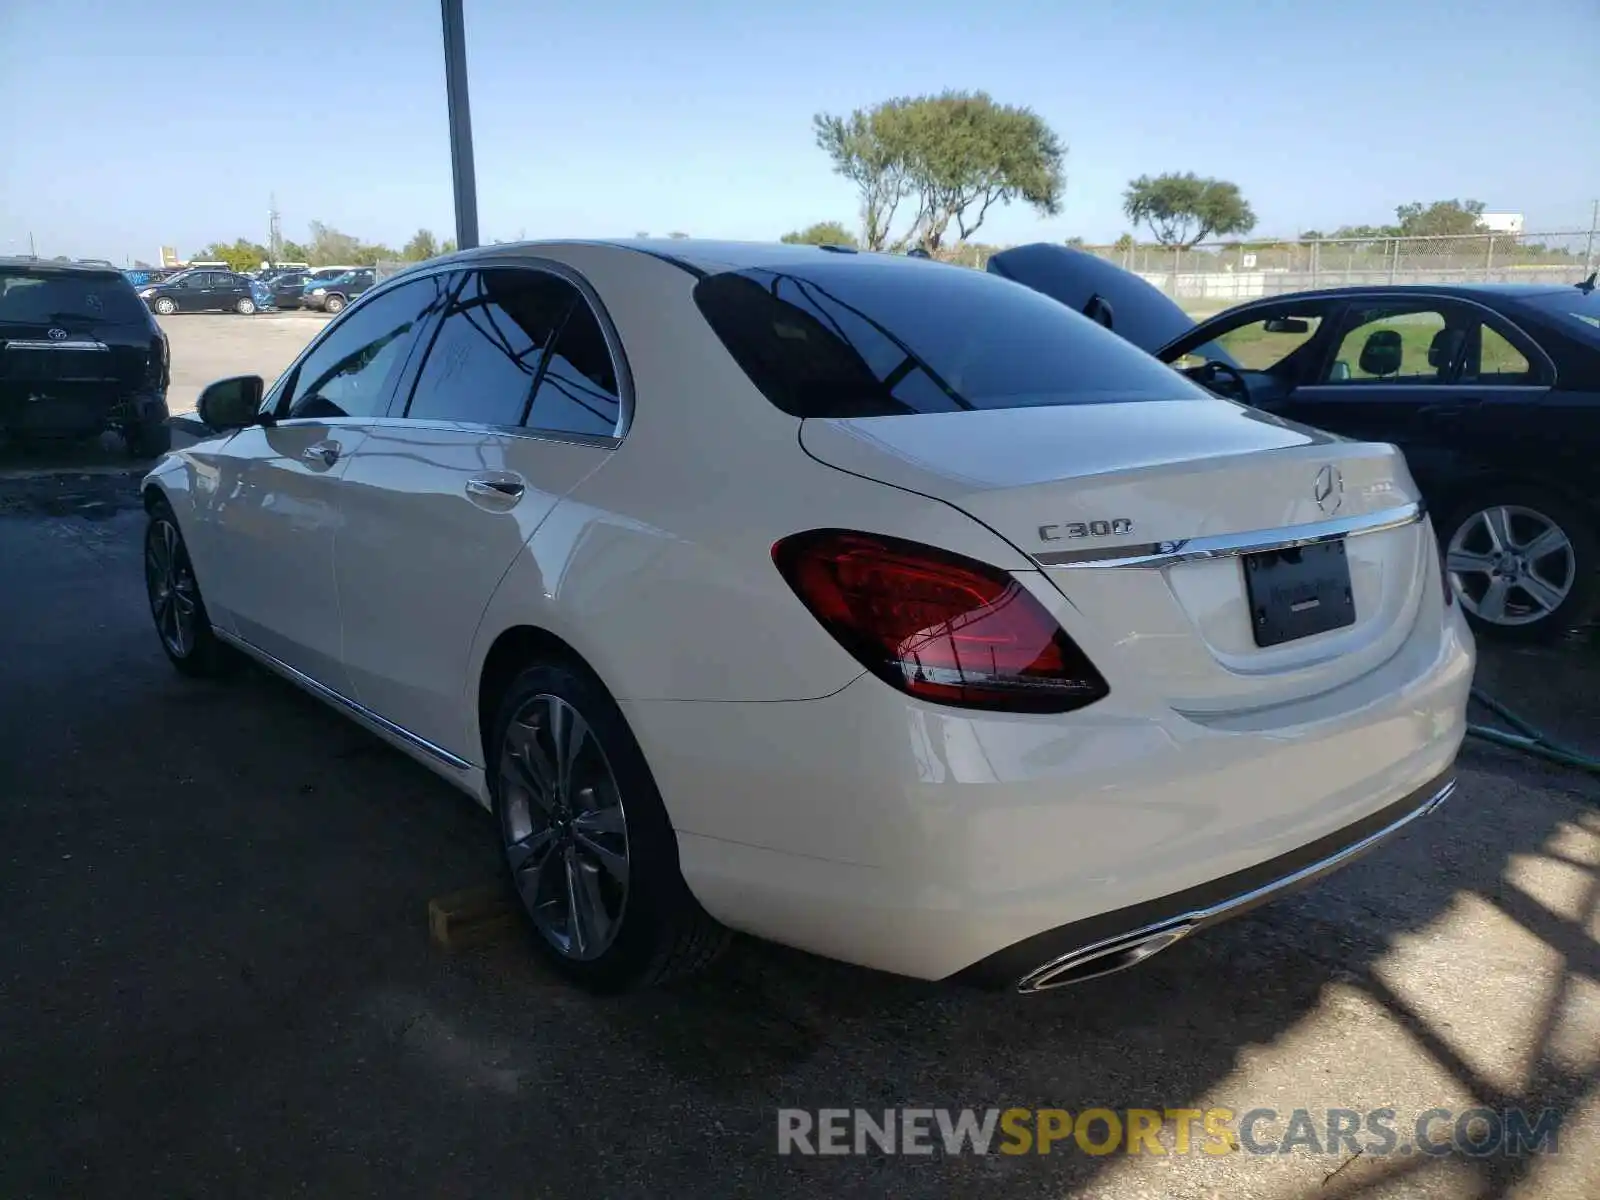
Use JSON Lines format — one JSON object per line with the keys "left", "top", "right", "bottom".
{"left": 214, "top": 627, "right": 474, "bottom": 771}
{"left": 256, "top": 253, "right": 635, "bottom": 441}
{"left": 349, "top": 414, "right": 621, "bottom": 451}
{"left": 1035, "top": 500, "right": 1424, "bottom": 569}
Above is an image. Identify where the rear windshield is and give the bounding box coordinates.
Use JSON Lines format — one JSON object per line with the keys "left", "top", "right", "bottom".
{"left": 692, "top": 259, "right": 1207, "bottom": 418}
{"left": 1520, "top": 288, "right": 1600, "bottom": 341}
{"left": 0, "top": 268, "right": 148, "bottom": 325}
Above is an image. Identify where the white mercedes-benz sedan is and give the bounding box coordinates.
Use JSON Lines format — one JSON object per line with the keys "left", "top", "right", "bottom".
{"left": 141, "top": 240, "right": 1474, "bottom": 993}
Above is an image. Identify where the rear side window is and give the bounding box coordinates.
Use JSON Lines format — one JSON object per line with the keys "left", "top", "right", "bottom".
{"left": 692, "top": 261, "right": 1205, "bottom": 418}
{"left": 406, "top": 269, "right": 575, "bottom": 426}
{"left": 0, "top": 269, "right": 148, "bottom": 325}
{"left": 525, "top": 299, "right": 622, "bottom": 437}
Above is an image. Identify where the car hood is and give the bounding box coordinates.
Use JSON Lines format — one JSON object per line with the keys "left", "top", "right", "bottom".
{"left": 987, "top": 243, "right": 1198, "bottom": 356}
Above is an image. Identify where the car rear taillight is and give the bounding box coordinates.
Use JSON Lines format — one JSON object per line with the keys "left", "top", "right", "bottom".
{"left": 772, "top": 529, "right": 1109, "bottom": 713}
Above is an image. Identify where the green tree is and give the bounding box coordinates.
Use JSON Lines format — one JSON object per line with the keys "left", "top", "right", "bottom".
{"left": 201, "top": 239, "right": 271, "bottom": 272}
{"left": 780, "top": 220, "right": 858, "bottom": 247}
{"left": 905, "top": 91, "right": 1065, "bottom": 250}
{"left": 1122, "top": 172, "right": 1256, "bottom": 249}
{"left": 816, "top": 92, "right": 1065, "bottom": 253}
{"left": 667, "top": 231, "right": 690, "bottom": 240}
{"left": 1394, "top": 199, "right": 1486, "bottom": 237}
{"left": 306, "top": 221, "right": 363, "bottom": 266}
{"left": 279, "top": 240, "right": 309, "bottom": 263}
{"left": 813, "top": 102, "right": 914, "bottom": 251}
{"left": 440, "top": 238, "right": 458, "bottom": 255}
{"left": 1063, "top": 235, "right": 1086, "bottom": 248}
{"left": 1112, "top": 232, "right": 1136, "bottom": 252}
{"left": 402, "top": 229, "right": 440, "bottom": 261}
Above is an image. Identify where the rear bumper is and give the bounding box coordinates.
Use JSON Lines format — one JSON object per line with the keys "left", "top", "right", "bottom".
{"left": 623, "top": 596, "right": 1474, "bottom": 983}
{"left": 0, "top": 387, "right": 167, "bottom": 437}
{"left": 958, "top": 772, "right": 1454, "bottom": 991}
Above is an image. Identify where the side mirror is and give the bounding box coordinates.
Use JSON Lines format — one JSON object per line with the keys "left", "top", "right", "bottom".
{"left": 1263, "top": 317, "right": 1310, "bottom": 334}
{"left": 1328, "top": 360, "right": 1351, "bottom": 381}
{"left": 196, "top": 375, "right": 267, "bottom": 431}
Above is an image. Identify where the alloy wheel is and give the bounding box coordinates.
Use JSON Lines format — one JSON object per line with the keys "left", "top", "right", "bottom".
{"left": 145, "top": 518, "right": 199, "bottom": 656}
{"left": 1446, "top": 504, "right": 1575, "bottom": 626}
{"left": 499, "top": 694, "right": 630, "bottom": 961}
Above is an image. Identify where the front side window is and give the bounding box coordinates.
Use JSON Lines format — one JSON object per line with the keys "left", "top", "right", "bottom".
{"left": 405, "top": 268, "right": 576, "bottom": 426}
{"left": 694, "top": 260, "right": 1205, "bottom": 418}
{"left": 280, "top": 274, "right": 451, "bottom": 420}
{"left": 1174, "top": 312, "right": 1324, "bottom": 374}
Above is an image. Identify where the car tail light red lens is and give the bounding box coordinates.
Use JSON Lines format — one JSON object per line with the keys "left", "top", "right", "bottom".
{"left": 772, "top": 529, "right": 1109, "bottom": 713}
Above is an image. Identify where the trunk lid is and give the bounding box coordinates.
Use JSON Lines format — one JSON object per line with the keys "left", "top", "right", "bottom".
{"left": 800, "top": 400, "right": 1432, "bottom": 714}
{"left": 987, "top": 243, "right": 1198, "bottom": 355}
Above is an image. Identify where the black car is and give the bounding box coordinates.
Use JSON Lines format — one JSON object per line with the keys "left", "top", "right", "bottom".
{"left": 139, "top": 269, "right": 260, "bottom": 315}
{"left": 267, "top": 270, "right": 312, "bottom": 310}
{"left": 300, "top": 267, "right": 376, "bottom": 314}
{"left": 0, "top": 258, "right": 171, "bottom": 457}
{"left": 989, "top": 245, "right": 1600, "bottom": 641}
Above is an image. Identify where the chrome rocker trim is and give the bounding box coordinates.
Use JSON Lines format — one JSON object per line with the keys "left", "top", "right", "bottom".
{"left": 213, "top": 627, "right": 473, "bottom": 771}
{"left": 1034, "top": 501, "right": 1424, "bottom": 569}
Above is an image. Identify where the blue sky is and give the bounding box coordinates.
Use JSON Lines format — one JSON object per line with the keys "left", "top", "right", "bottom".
{"left": 2, "top": 0, "right": 1596, "bottom": 262}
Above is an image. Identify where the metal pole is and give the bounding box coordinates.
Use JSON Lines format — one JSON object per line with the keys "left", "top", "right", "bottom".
{"left": 441, "top": 0, "right": 479, "bottom": 250}
{"left": 1584, "top": 199, "right": 1598, "bottom": 277}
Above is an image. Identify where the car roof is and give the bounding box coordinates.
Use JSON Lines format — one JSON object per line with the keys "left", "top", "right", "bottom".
{"left": 415, "top": 238, "right": 930, "bottom": 278}
{"left": 1243, "top": 282, "right": 1577, "bottom": 305}
{"left": 0, "top": 256, "right": 129, "bottom": 278}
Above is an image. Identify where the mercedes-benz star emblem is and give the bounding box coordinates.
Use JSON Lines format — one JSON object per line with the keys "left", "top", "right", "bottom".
{"left": 1313, "top": 464, "right": 1344, "bottom": 515}
{"left": 46, "top": 328, "right": 68, "bottom": 341}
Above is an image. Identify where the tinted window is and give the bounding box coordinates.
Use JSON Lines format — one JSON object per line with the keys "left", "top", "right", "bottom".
{"left": 693, "top": 261, "right": 1206, "bottom": 418}
{"left": 525, "top": 298, "right": 622, "bottom": 436}
{"left": 1520, "top": 288, "right": 1600, "bottom": 339}
{"left": 406, "top": 269, "right": 575, "bottom": 425}
{"left": 0, "top": 268, "right": 148, "bottom": 324}
{"left": 1324, "top": 306, "right": 1450, "bottom": 383}
{"left": 282, "top": 274, "right": 450, "bottom": 419}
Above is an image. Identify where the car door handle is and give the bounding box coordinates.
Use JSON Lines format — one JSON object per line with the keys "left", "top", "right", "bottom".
{"left": 302, "top": 440, "right": 341, "bottom": 468}
{"left": 1417, "top": 397, "right": 1483, "bottom": 419}
{"left": 465, "top": 475, "right": 526, "bottom": 506}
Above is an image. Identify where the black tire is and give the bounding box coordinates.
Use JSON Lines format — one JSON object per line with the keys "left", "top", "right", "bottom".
{"left": 489, "top": 661, "right": 729, "bottom": 992}
{"left": 323, "top": 293, "right": 346, "bottom": 315}
{"left": 125, "top": 418, "right": 172, "bottom": 459}
{"left": 235, "top": 297, "right": 256, "bottom": 315}
{"left": 143, "top": 499, "right": 237, "bottom": 678}
{"left": 1441, "top": 485, "right": 1598, "bottom": 643}
{"left": 153, "top": 297, "right": 177, "bottom": 316}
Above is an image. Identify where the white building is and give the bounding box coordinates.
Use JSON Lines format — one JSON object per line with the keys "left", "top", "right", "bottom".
{"left": 1479, "top": 213, "right": 1525, "bottom": 235}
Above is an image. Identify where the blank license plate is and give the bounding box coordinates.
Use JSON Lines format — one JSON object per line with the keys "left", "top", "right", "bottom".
{"left": 1243, "top": 541, "right": 1356, "bottom": 647}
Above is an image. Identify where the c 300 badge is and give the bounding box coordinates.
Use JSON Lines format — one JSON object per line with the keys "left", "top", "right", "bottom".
{"left": 1038, "top": 518, "right": 1134, "bottom": 542}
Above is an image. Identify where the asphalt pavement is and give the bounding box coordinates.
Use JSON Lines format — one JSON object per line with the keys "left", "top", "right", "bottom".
{"left": 0, "top": 465, "right": 1595, "bottom": 1200}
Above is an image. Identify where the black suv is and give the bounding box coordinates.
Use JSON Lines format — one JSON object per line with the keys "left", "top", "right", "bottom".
{"left": 0, "top": 258, "right": 171, "bottom": 457}
{"left": 139, "top": 269, "right": 260, "bottom": 315}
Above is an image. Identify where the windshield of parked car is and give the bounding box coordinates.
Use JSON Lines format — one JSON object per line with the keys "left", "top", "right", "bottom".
{"left": 1521, "top": 287, "right": 1600, "bottom": 342}
{"left": 694, "top": 260, "right": 1210, "bottom": 417}
{"left": 0, "top": 268, "right": 148, "bottom": 325}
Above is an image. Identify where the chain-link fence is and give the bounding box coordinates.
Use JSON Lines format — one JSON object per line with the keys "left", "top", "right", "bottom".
{"left": 932, "top": 229, "right": 1597, "bottom": 307}
{"left": 1078, "top": 231, "right": 1597, "bottom": 308}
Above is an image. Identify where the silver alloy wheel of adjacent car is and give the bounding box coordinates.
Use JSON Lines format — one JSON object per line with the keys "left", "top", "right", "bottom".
{"left": 145, "top": 517, "right": 199, "bottom": 657}
{"left": 1446, "top": 503, "right": 1576, "bottom": 627}
{"left": 498, "top": 693, "right": 631, "bottom": 961}
{"left": 236, "top": 297, "right": 256, "bottom": 315}
{"left": 153, "top": 296, "right": 176, "bottom": 315}
{"left": 323, "top": 294, "right": 345, "bottom": 314}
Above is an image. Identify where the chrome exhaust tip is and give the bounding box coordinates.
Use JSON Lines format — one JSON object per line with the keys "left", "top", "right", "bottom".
{"left": 1016, "top": 921, "right": 1197, "bottom": 993}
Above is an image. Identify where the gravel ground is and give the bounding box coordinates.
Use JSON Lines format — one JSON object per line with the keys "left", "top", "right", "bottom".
{"left": 157, "top": 310, "right": 328, "bottom": 415}
{"left": 0, "top": 464, "right": 1594, "bottom": 1200}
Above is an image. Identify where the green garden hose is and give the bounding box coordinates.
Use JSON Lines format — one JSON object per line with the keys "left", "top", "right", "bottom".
{"left": 1467, "top": 687, "right": 1600, "bottom": 776}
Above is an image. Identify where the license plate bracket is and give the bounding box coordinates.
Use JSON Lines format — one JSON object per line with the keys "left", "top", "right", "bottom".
{"left": 1243, "top": 540, "right": 1356, "bottom": 648}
